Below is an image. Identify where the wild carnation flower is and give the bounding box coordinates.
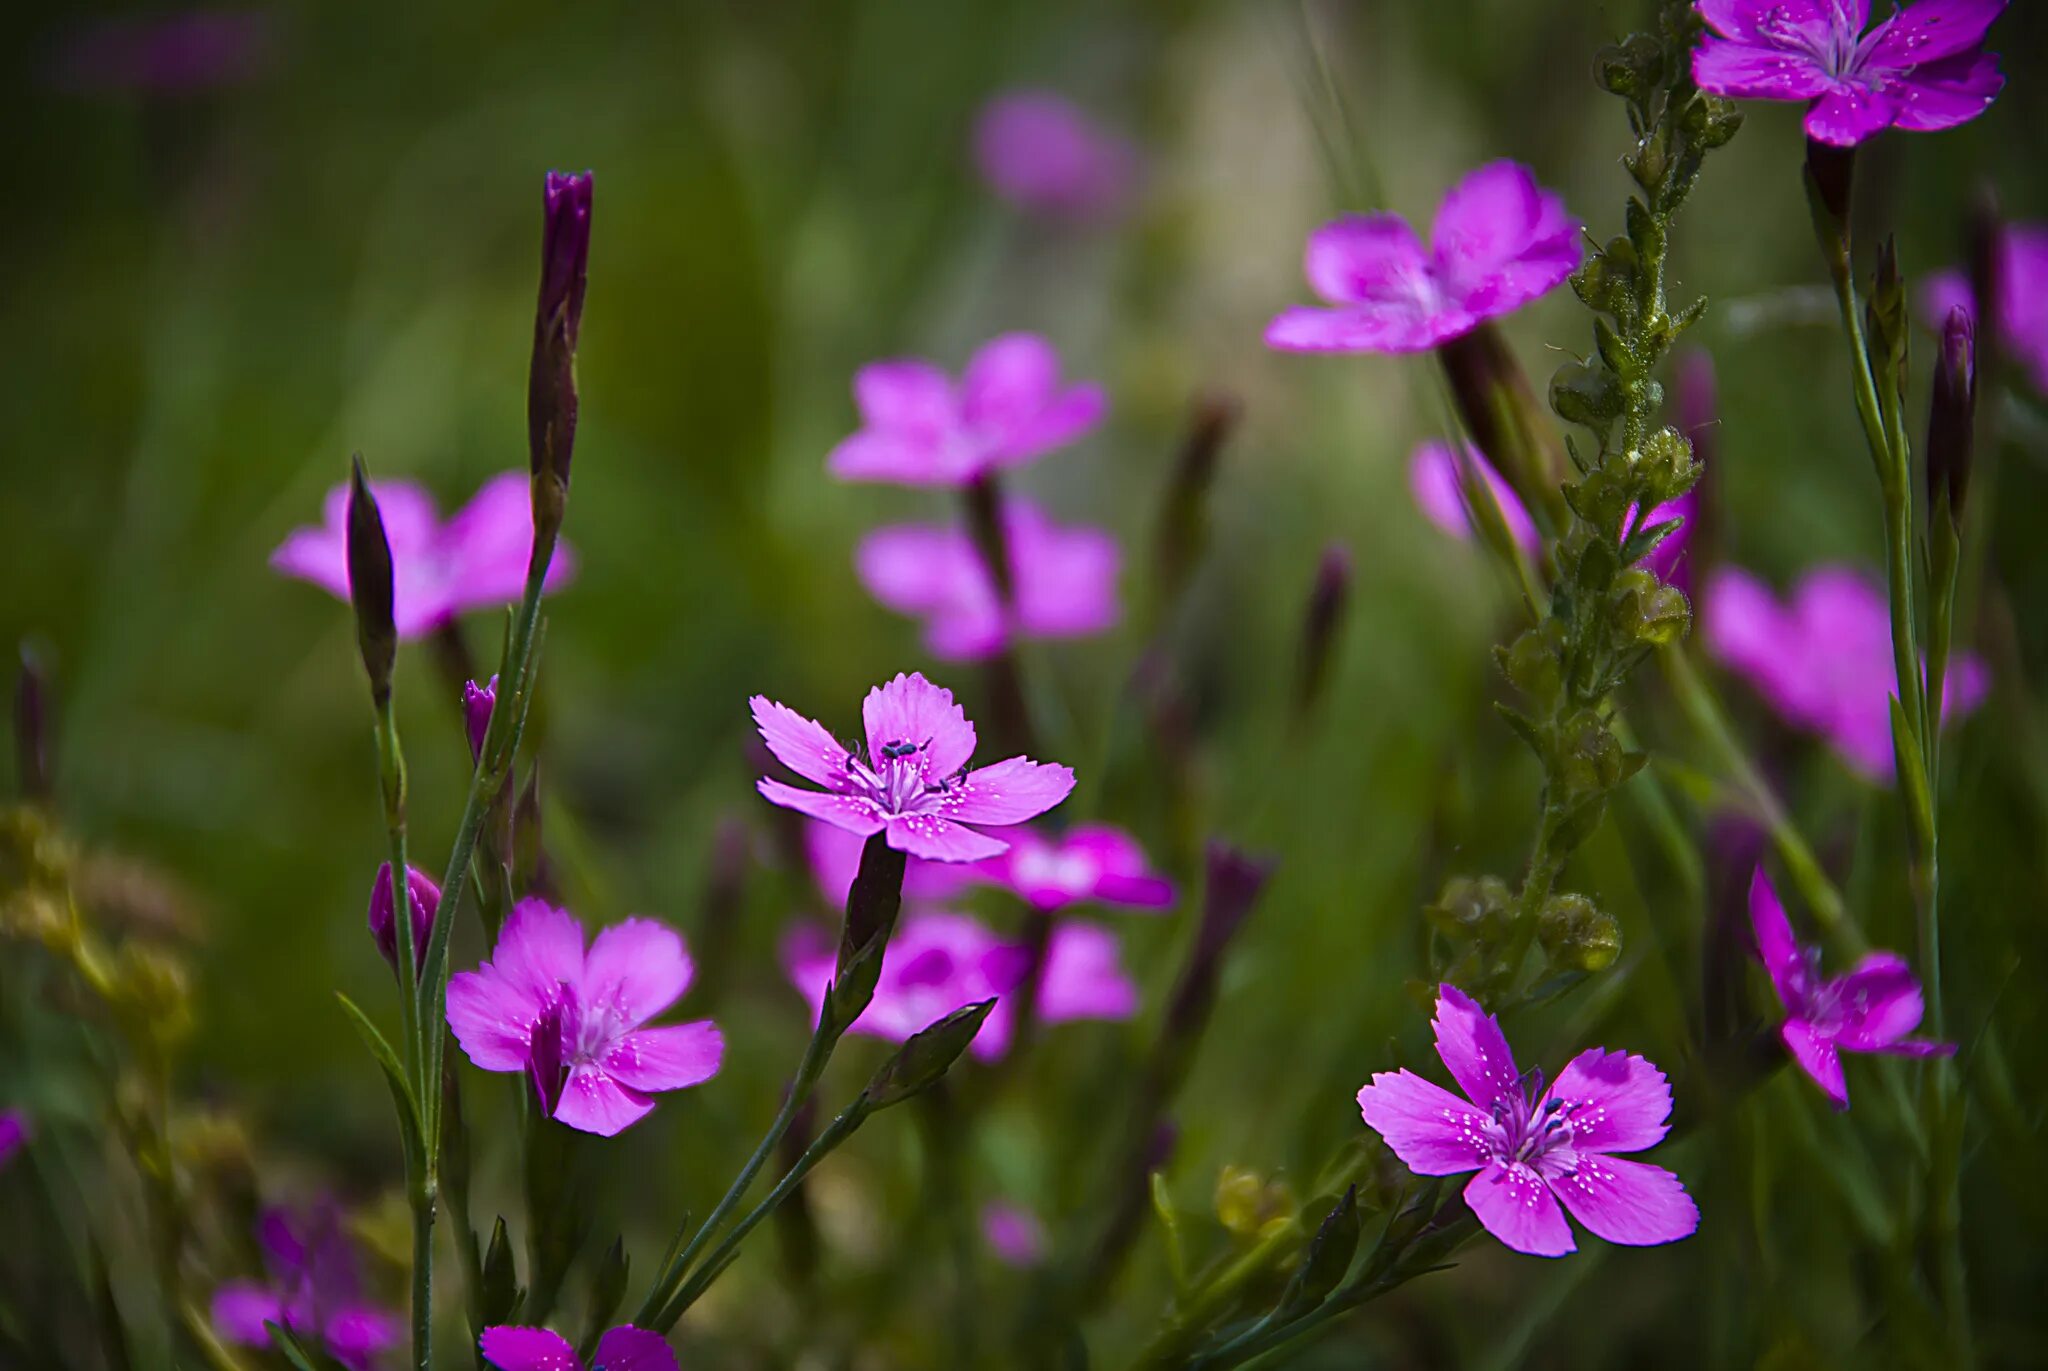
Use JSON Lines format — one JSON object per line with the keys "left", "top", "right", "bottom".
{"left": 826, "top": 334, "right": 1107, "bottom": 487}
{"left": 447, "top": 900, "right": 723, "bottom": 1137}
{"left": 1702, "top": 564, "right": 1988, "bottom": 781}
{"left": 1749, "top": 867, "right": 1955, "bottom": 1107}
{"left": 856, "top": 497, "right": 1119, "bottom": 660}
{"left": 974, "top": 89, "right": 1140, "bottom": 221}
{"left": 1266, "top": 162, "right": 1580, "bottom": 355}
{"left": 1924, "top": 222, "right": 2048, "bottom": 394}
{"left": 975, "top": 823, "right": 1175, "bottom": 914}
{"left": 981, "top": 1201, "right": 1050, "bottom": 1267}
{"left": 272, "top": 471, "right": 575, "bottom": 639}
{"left": 784, "top": 910, "right": 1137, "bottom": 1060}
{"left": 211, "top": 1204, "right": 402, "bottom": 1371}
{"left": 1357, "top": 984, "right": 1698, "bottom": 1258}
{"left": 751, "top": 672, "right": 1076, "bottom": 861}
{"left": 1691, "top": 0, "right": 2006, "bottom": 146}
{"left": 480, "top": 1325, "right": 675, "bottom": 1371}
{"left": 0, "top": 1110, "right": 28, "bottom": 1172}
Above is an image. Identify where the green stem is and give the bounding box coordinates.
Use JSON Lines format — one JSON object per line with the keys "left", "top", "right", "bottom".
{"left": 408, "top": 1188, "right": 434, "bottom": 1371}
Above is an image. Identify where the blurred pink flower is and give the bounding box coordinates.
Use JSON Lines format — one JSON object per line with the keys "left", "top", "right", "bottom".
{"left": 975, "top": 824, "right": 1174, "bottom": 913}
{"left": 272, "top": 471, "right": 575, "bottom": 639}
{"left": 752, "top": 673, "right": 1075, "bottom": 862}
{"left": 1691, "top": 0, "right": 2005, "bottom": 146}
{"left": 447, "top": 901, "right": 722, "bottom": 1137}
{"left": 827, "top": 334, "right": 1107, "bottom": 487}
{"left": 973, "top": 90, "right": 1140, "bottom": 221}
{"left": 211, "top": 1204, "right": 401, "bottom": 1371}
{"left": 1408, "top": 442, "right": 1542, "bottom": 552}
{"left": 1702, "top": 565, "right": 1989, "bottom": 781}
{"left": 1923, "top": 223, "right": 2048, "bottom": 394}
{"left": 981, "top": 1202, "right": 1050, "bottom": 1267}
{"left": 857, "top": 497, "right": 1119, "bottom": 660}
{"left": 805, "top": 817, "right": 971, "bottom": 909}
{"left": 481, "top": 1325, "right": 675, "bottom": 1371}
{"left": 53, "top": 9, "right": 277, "bottom": 94}
{"left": 0, "top": 1110, "right": 28, "bottom": 1172}
{"left": 1748, "top": 868, "right": 1953, "bottom": 1108}
{"left": 1357, "top": 984, "right": 1697, "bottom": 1258}
{"left": 1267, "top": 162, "right": 1580, "bottom": 354}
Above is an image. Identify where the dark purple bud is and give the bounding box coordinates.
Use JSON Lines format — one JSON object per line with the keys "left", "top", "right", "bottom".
{"left": 1966, "top": 186, "right": 2001, "bottom": 375}
{"left": 14, "top": 644, "right": 50, "bottom": 802}
{"left": 527, "top": 994, "right": 569, "bottom": 1116}
{"left": 1928, "top": 308, "right": 1977, "bottom": 525}
{"left": 345, "top": 455, "right": 397, "bottom": 706}
{"left": 462, "top": 676, "right": 498, "bottom": 762}
{"left": 1294, "top": 543, "right": 1352, "bottom": 720}
{"left": 1153, "top": 391, "right": 1242, "bottom": 607}
{"left": 367, "top": 862, "right": 441, "bottom": 975}
{"left": 1163, "top": 842, "right": 1276, "bottom": 1045}
{"left": 1803, "top": 137, "right": 1853, "bottom": 231}
{"left": 529, "top": 171, "right": 592, "bottom": 524}
{"left": 828, "top": 832, "right": 907, "bottom": 1033}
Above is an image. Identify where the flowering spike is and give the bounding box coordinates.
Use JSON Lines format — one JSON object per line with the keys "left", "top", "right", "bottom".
{"left": 1928, "top": 308, "right": 1977, "bottom": 525}
{"left": 345, "top": 455, "right": 397, "bottom": 706}
{"left": 530, "top": 171, "right": 592, "bottom": 535}
{"left": 368, "top": 862, "right": 441, "bottom": 975}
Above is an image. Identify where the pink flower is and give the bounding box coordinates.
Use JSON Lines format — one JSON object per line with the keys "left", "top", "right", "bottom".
{"left": 784, "top": 910, "right": 1136, "bottom": 1061}
{"left": 827, "top": 334, "right": 1107, "bottom": 487}
{"left": 1266, "top": 162, "right": 1580, "bottom": 355}
{"left": 973, "top": 90, "right": 1141, "bottom": 221}
{"left": 856, "top": 497, "right": 1120, "bottom": 660}
{"left": 1749, "top": 868, "right": 1954, "bottom": 1107}
{"left": 751, "top": 672, "right": 1076, "bottom": 862}
{"left": 981, "top": 1202, "right": 1050, "bottom": 1267}
{"left": 1692, "top": 0, "right": 2006, "bottom": 146}
{"left": 0, "top": 1110, "right": 28, "bottom": 1172}
{"left": 211, "top": 1204, "right": 402, "bottom": 1371}
{"left": 271, "top": 471, "right": 576, "bottom": 639}
{"left": 1702, "top": 565, "right": 1989, "bottom": 781}
{"left": 1408, "top": 442, "right": 1542, "bottom": 552}
{"left": 480, "top": 1325, "right": 675, "bottom": 1371}
{"left": 446, "top": 900, "right": 723, "bottom": 1137}
{"left": 805, "top": 818, "right": 970, "bottom": 909}
{"left": 974, "top": 824, "right": 1174, "bottom": 914}
{"left": 1924, "top": 223, "right": 2048, "bottom": 394}
{"left": 1357, "top": 985, "right": 1698, "bottom": 1258}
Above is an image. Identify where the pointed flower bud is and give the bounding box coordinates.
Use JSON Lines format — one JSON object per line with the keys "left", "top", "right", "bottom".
{"left": 345, "top": 456, "right": 397, "bottom": 706}
{"left": 1294, "top": 543, "right": 1352, "bottom": 719}
{"left": 862, "top": 998, "right": 997, "bottom": 1110}
{"left": 1928, "top": 307, "right": 1977, "bottom": 525}
{"left": 368, "top": 862, "right": 440, "bottom": 974}
{"left": 1153, "top": 392, "right": 1241, "bottom": 609}
{"left": 462, "top": 676, "right": 498, "bottom": 762}
{"left": 1803, "top": 137, "right": 1854, "bottom": 235}
{"left": 529, "top": 171, "right": 592, "bottom": 529}
{"left": 14, "top": 644, "right": 50, "bottom": 802}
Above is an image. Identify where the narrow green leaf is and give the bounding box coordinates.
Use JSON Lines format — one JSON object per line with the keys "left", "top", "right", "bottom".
{"left": 1888, "top": 695, "right": 1936, "bottom": 858}
{"left": 335, "top": 992, "right": 424, "bottom": 1172}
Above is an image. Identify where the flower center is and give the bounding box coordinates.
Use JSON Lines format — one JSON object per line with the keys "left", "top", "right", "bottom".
{"left": 1756, "top": 3, "right": 1866, "bottom": 81}
{"left": 844, "top": 737, "right": 958, "bottom": 816}
{"left": 1485, "top": 1068, "right": 1579, "bottom": 1171}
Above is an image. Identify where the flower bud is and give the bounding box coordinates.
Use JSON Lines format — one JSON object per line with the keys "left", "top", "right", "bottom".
{"left": 1927, "top": 307, "right": 1976, "bottom": 525}
{"left": 14, "top": 644, "right": 50, "bottom": 802}
{"left": 345, "top": 456, "right": 397, "bottom": 707}
{"left": 1537, "top": 892, "right": 1622, "bottom": 972}
{"left": 1558, "top": 710, "right": 1626, "bottom": 792}
{"left": 1550, "top": 360, "right": 1625, "bottom": 430}
{"left": 1611, "top": 570, "right": 1691, "bottom": 647}
{"left": 1866, "top": 235, "right": 1909, "bottom": 396}
{"left": 529, "top": 172, "right": 592, "bottom": 535}
{"left": 462, "top": 676, "right": 497, "bottom": 762}
{"left": 1214, "top": 1164, "right": 1295, "bottom": 1242}
{"left": 1684, "top": 93, "right": 1743, "bottom": 150}
{"left": 863, "top": 998, "right": 996, "bottom": 1109}
{"left": 1425, "top": 875, "right": 1515, "bottom": 942}
{"left": 1637, "top": 426, "right": 1701, "bottom": 507}
{"left": 480, "top": 1217, "right": 520, "bottom": 1324}
{"left": 827, "top": 833, "right": 908, "bottom": 1035}
{"left": 1294, "top": 543, "right": 1352, "bottom": 721}
{"left": 1569, "top": 236, "right": 1638, "bottom": 317}
{"left": 1803, "top": 137, "right": 1854, "bottom": 236}
{"left": 1592, "top": 35, "right": 1662, "bottom": 100}
{"left": 367, "top": 862, "right": 441, "bottom": 975}
{"left": 1153, "top": 391, "right": 1241, "bottom": 611}
{"left": 1439, "top": 323, "right": 1568, "bottom": 524}
{"left": 1498, "top": 627, "right": 1561, "bottom": 706}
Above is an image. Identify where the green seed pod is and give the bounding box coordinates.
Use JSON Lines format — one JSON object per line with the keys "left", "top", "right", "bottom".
{"left": 1538, "top": 893, "right": 1622, "bottom": 972}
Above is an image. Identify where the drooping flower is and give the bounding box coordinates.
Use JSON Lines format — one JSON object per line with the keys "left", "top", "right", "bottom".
{"left": 784, "top": 910, "right": 1136, "bottom": 1060}
{"left": 211, "top": 1204, "right": 403, "bottom": 1371}
{"left": 1691, "top": 0, "right": 2006, "bottom": 146}
{"left": 751, "top": 672, "right": 1076, "bottom": 861}
{"left": 1924, "top": 222, "right": 2048, "bottom": 394}
{"left": 0, "top": 1110, "right": 28, "bottom": 1172}
{"left": 1266, "top": 162, "right": 1581, "bottom": 355}
{"left": 1702, "top": 564, "right": 1989, "bottom": 781}
{"left": 1357, "top": 984, "right": 1698, "bottom": 1258}
{"left": 1748, "top": 868, "right": 1955, "bottom": 1107}
{"left": 272, "top": 472, "right": 575, "bottom": 639}
{"left": 826, "top": 334, "right": 1107, "bottom": 487}
{"left": 974, "top": 823, "right": 1174, "bottom": 914}
{"left": 856, "top": 497, "right": 1120, "bottom": 660}
{"left": 981, "top": 1201, "right": 1050, "bottom": 1267}
{"left": 446, "top": 900, "right": 723, "bottom": 1137}
{"left": 974, "top": 90, "right": 1141, "bottom": 221}
{"left": 366, "top": 862, "right": 440, "bottom": 975}
{"left": 1409, "top": 442, "right": 1542, "bottom": 552}
{"left": 480, "top": 1325, "right": 675, "bottom": 1371}
{"left": 804, "top": 818, "right": 970, "bottom": 910}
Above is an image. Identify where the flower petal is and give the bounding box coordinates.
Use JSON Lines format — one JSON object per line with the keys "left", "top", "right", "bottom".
{"left": 1546, "top": 1154, "right": 1698, "bottom": 1247}
{"left": 1697, "top": 0, "right": 1863, "bottom": 43}
{"left": 551, "top": 1063, "right": 656, "bottom": 1137}
{"left": 600, "top": 1022, "right": 724, "bottom": 1094}
{"left": 440, "top": 470, "right": 575, "bottom": 612}
{"left": 591, "top": 1327, "right": 680, "bottom": 1371}
{"left": 757, "top": 778, "right": 888, "bottom": 836}
{"left": 1782, "top": 1018, "right": 1849, "bottom": 1108}
{"left": 1408, "top": 442, "right": 1540, "bottom": 551}
{"left": 750, "top": 696, "right": 852, "bottom": 788}
{"left": 1887, "top": 50, "right": 2005, "bottom": 132}
{"left": 1866, "top": 0, "right": 2006, "bottom": 67}
{"left": 827, "top": 431, "right": 950, "bottom": 486}
{"left": 1357, "top": 1069, "right": 1494, "bottom": 1176}
{"left": 1037, "top": 921, "right": 1139, "bottom": 1023}
{"left": 1804, "top": 83, "right": 1898, "bottom": 146}
{"left": 937, "top": 757, "right": 1078, "bottom": 827}
{"left": 447, "top": 968, "right": 545, "bottom": 1072}
{"left": 1264, "top": 302, "right": 1466, "bottom": 354}
{"left": 1007, "top": 503, "right": 1121, "bottom": 640}
{"left": 1430, "top": 160, "right": 1580, "bottom": 316}
{"left": 1464, "top": 1162, "right": 1574, "bottom": 1257}
{"left": 886, "top": 813, "right": 1010, "bottom": 862}
{"left": 1301, "top": 214, "right": 1429, "bottom": 306}
{"left": 492, "top": 898, "right": 587, "bottom": 1007}
{"left": 479, "top": 1324, "right": 582, "bottom": 1371}
{"left": 1546, "top": 1048, "right": 1674, "bottom": 1154}
{"left": 324, "top": 1306, "right": 405, "bottom": 1370}
{"left": 1431, "top": 983, "right": 1522, "bottom": 1112}
{"left": 1746, "top": 867, "right": 1806, "bottom": 1013}
{"left": 854, "top": 524, "right": 1005, "bottom": 661}
{"left": 961, "top": 333, "right": 1060, "bottom": 432}
{"left": 1690, "top": 35, "right": 1831, "bottom": 99}
{"left": 992, "top": 383, "right": 1109, "bottom": 467}
{"left": 211, "top": 1283, "right": 285, "bottom": 1347}
{"left": 583, "top": 917, "right": 693, "bottom": 1027}
{"left": 854, "top": 359, "right": 955, "bottom": 432}
{"left": 862, "top": 672, "right": 978, "bottom": 778}
{"left": 1828, "top": 952, "right": 1927, "bottom": 1050}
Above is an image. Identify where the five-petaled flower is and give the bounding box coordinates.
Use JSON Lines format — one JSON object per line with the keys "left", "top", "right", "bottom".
{"left": 974, "top": 89, "right": 1141, "bottom": 222}
{"left": 974, "top": 823, "right": 1175, "bottom": 914}
{"left": 1357, "top": 984, "right": 1698, "bottom": 1258}
{"left": 480, "top": 1324, "right": 676, "bottom": 1371}
{"left": 827, "top": 334, "right": 1107, "bottom": 487}
{"left": 272, "top": 471, "right": 575, "bottom": 638}
{"left": 1748, "top": 867, "right": 1954, "bottom": 1108}
{"left": 751, "top": 671, "right": 1076, "bottom": 861}
{"left": 211, "top": 1204, "right": 402, "bottom": 1371}
{"left": 1691, "top": 0, "right": 2006, "bottom": 146}
{"left": 447, "top": 900, "right": 723, "bottom": 1137}
{"left": 1924, "top": 222, "right": 2048, "bottom": 394}
{"left": 1266, "top": 161, "right": 1580, "bottom": 355}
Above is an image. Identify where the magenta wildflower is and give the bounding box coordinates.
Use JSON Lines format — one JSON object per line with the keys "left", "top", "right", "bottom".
{"left": 0, "top": 1110, "right": 28, "bottom": 1172}
{"left": 1266, "top": 162, "right": 1581, "bottom": 355}
{"left": 1692, "top": 0, "right": 2005, "bottom": 146}
{"left": 1749, "top": 868, "right": 1955, "bottom": 1107}
{"left": 751, "top": 672, "right": 1076, "bottom": 862}
{"left": 446, "top": 900, "right": 723, "bottom": 1137}
{"left": 805, "top": 817, "right": 970, "bottom": 910}
{"left": 973, "top": 89, "right": 1140, "bottom": 221}
{"left": 366, "top": 862, "right": 440, "bottom": 975}
{"left": 856, "top": 497, "right": 1120, "bottom": 660}
{"left": 1357, "top": 984, "right": 1697, "bottom": 1258}
{"left": 1702, "top": 564, "right": 1989, "bottom": 781}
{"left": 211, "top": 1204, "right": 402, "bottom": 1371}
{"left": 826, "top": 334, "right": 1107, "bottom": 487}
{"left": 480, "top": 1325, "right": 675, "bottom": 1371}
{"left": 981, "top": 1201, "right": 1050, "bottom": 1267}
{"left": 974, "top": 823, "right": 1175, "bottom": 914}
{"left": 784, "top": 910, "right": 1136, "bottom": 1061}
{"left": 1924, "top": 222, "right": 2048, "bottom": 393}
{"left": 272, "top": 472, "right": 576, "bottom": 639}
{"left": 1408, "top": 442, "right": 1542, "bottom": 552}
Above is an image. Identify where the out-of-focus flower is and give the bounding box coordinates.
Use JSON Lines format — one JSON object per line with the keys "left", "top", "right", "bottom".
{"left": 751, "top": 673, "right": 1075, "bottom": 862}
{"left": 1702, "top": 565, "right": 1989, "bottom": 781}
{"left": 446, "top": 900, "right": 722, "bottom": 1137}
{"left": 973, "top": 89, "right": 1140, "bottom": 221}
{"left": 272, "top": 472, "right": 575, "bottom": 639}
{"left": 1409, "top": 442, "right": 1543, "bottom": 551}
{"left": 367, "top": 863, "right": 440, "bottom": 975}
{"left": 1924, "top": 223, "right": 2048, "bottom": 393}
{"left": 480, "top": 1325, "right": 675, "bottom": 1371}
{"left": 784, "top": 911, "right": 1135, "bottom": 1061}
{"left": 0, "top": 1110, "right": 28, "bottom": 1172}
{"left": 974, "top": 824, "right": 1174, "bottom": 914}
{"left": 827, "top": 334, "right": 1106, "bottom": 487}
{"left": 804, "top": 818, "right": 969, "bottom": 910}
{"left": 1748, "top": 868, "right": 1954, "bottom": 1107}
{"left": 53, "top": 9, "right": 277, "bottom": 94}
{"left": 982, "top": 1201, "right": 1050, "bottom": 1267}
{"left": 1691, "top": 0, "right": 2005, "bottom": 146}
{"left": 211, "top": 1204, "right": 402, "bottom": 1371}
{"left": 1267, "top": 162, "right": 1580, "bottom": 354}
{"left": 856, "top": 498, "right": 1119, "bottom": 660}
{"left": 1357, "top": 984, "right": 1698, "bottom": 1258}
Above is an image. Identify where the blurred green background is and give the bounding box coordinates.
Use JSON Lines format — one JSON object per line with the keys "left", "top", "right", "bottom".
{"left": 5, "top": 0, "right": 2048, "bottom": 1366}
